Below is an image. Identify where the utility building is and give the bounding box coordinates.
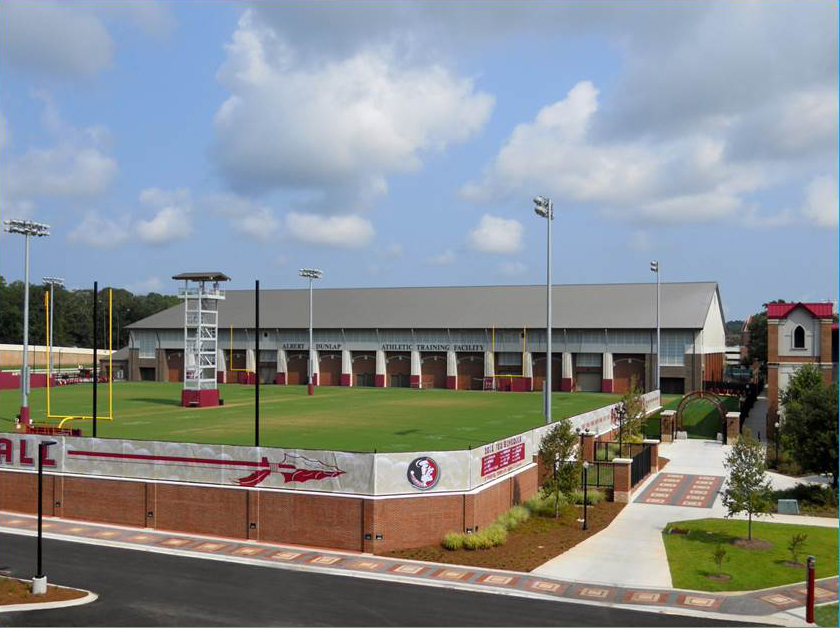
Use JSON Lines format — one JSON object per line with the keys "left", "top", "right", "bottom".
{"left": 126, "top": 281, "right": 727, "bottom": 395}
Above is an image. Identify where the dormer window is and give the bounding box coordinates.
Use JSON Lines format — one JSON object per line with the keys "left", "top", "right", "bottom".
{"left": 793, "top": 325, "right": 806, "bottom": 349}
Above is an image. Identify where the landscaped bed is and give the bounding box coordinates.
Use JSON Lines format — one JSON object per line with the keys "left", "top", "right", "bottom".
{"left": 0, "top": 576, "right": 87, "bottom": 605}
{"left": 662, "top": 518, "right": 838, "bottom": 592}
{"left": 382, "top": 501, "right": 624, "bottom": 572}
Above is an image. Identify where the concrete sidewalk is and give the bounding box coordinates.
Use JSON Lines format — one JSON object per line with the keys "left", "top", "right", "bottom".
{"left": 534, "top": 439, "right": 731, "bottom": 588}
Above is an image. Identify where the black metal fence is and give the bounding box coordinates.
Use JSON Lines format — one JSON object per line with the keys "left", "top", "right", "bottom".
{"left": 630, "top": 445, "right": 652, "bottom": 486}
{"left": 583, "top": 461, "right": 614, "bottom": 488}
{"left": 593, "top": 441, "right": 649, "bottom": 461}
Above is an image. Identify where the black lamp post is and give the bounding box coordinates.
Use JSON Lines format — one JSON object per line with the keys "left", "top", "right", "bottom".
{"left": 36, "top": 440, "right": 56, "bottom": 593}
{"left": 582, "top": 461, "right": 589, "bottom": 530}
{"left": 617, "top": 401, "right": 626, "bottom": 458}
{"left": 774, "top": 421, "right": 780, "bottom": 468}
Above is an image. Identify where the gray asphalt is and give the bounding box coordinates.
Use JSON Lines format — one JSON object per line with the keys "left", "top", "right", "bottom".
{"left": 0, "top": 533, "right": 766, "bottom": 626}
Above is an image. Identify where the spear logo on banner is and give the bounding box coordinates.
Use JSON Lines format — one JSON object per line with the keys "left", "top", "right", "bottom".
{"left": 66, "top": 449, "right": 345, "bottom": 488}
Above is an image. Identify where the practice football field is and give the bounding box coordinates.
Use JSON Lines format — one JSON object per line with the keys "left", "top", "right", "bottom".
{"left": 0, "top": 382, "right": 623, "bottom": 452}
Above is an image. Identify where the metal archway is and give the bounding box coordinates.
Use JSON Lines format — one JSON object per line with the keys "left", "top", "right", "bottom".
{"left": 675, "top": 390, "right": 728, "bottom": 442}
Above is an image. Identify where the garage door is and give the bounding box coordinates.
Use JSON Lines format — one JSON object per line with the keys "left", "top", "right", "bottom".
{"left": 457, "top": 353, "right": 484, "bottom": 390}
{"left": 353, "top": 352, "right": 376, "bottom": 387}
{"left": 318, "top": 352, "right": 342, "bottom": 386}
{"left": 613, "top": 355, "right": 646, "bottom": 393}
{"left": 576, "top": 372, "right": 601, "bottom": 392}
{"left": 533, "top": 354, "right": 561, "bottom": 391}
{"left": 421, "top": 353, "right": 447, "bottom": 388}
{"left": 387, "top": 353, "right": 411, "bottom": 388}
{"left": 166, "top": 350, "right": 184, "bottom": 382}
{"left": 286, "top": 352, "right": 309, "bottom": 385}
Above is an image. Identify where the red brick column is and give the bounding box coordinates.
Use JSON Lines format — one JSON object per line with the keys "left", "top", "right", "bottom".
{"left": 660, "top": 410, "right": 675, "bottom": 443}
{"left": 726, "top": 411, "right": 740, "bottom": 444}
{"left": 612, "top": 459, "right": 632, "bottom": 503}
{"left": 643, "top": 439, "right": 660, "bottom": 472}
{"left": 581, "top": 433, "right": 596, "bottom": 462}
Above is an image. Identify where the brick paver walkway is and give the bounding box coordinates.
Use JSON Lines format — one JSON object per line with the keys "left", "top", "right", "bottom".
{"left": 634, "top": 473, "right": 724, "bottom": 508}
{"left": 1, "top": 511, "right": 835, "bottom": 620}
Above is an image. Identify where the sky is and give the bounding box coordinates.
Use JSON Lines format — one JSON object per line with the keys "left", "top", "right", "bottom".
{"left": 0, "top": 0, "right": 837, "bottom": 320}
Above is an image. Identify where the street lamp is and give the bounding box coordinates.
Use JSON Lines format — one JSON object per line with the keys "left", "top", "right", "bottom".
{"left": 34, "top": 439, "right": 57, "bottom": 594}
{"left": 650, "top": 260, "right": 660, "bottom": 391}
{"left": 533, "top": 196, "right": 554, "bottom": 425}
{"left": 582, "top": 461, "right": 589, "bottom": 530}
{"left": 616, "top": 400, "right": 626, "bottom": 457}
{"left": 42, "top": 277, "right": 64, "bottom": 375}
{"left": 299, "top": 268, "right": 323, "bottom": 396}
{"left": 4, "top": 219, "right": 51, "bottom": 427}
{"left": 774, "top": 421, "right": 780, "bottom": 468}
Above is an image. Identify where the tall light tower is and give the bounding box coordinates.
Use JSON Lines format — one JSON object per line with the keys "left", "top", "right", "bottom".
{"left": 299, "top": 268, "right": 323, "bottom": 396}
{"left": 3, "top": 219, "right": 50, "bottom": 427}
{"left": 42, "top": 277, "right": 64, "bottom": 375}
{"left": 533, "top": 196, "right": 553, "bottom": 424}
{"left": 650, "top": 260, "right": 661, "bottom": 391}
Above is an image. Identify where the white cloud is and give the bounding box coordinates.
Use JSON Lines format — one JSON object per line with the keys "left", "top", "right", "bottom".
{"left": 801, "top": 175, "right": 839, "bottom": 228}
{"left": 205, "top": 192, "right": 280, "bottom": 242}
{"left": 467, "top": 214, "right": 523, "bottom": 253}
{"left": 426, "top": 249, "right": 456, "bottom": 265}
{"left": 136, "top": 188, "right": 193, "bottom": 244}
{"left": 68, "top": 211, "right": 130, "bottom": 248}
{"left": 0, "top": 1, "right": 176, "bottom": 78}
{"left": 212, "top": 10, "right": 494, "bottom": 207}
{"left": 498, "top": 261, "right": 527, "bottom": 277}
{"left": 284, "top": 212, "right": 374, "bottom": 248}
{"left": 127, "top": 276, "right": 164, "bottom": 295}
{"left": 463, "top": 81, "right": 767, "bottom": 223}
{"left": 4, "top": 97, "right": 117, "bottom": 208}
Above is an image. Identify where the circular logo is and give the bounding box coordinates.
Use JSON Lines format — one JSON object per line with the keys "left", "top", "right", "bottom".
{"left": 407, "top": 456, "right": 440, "bottom": 490}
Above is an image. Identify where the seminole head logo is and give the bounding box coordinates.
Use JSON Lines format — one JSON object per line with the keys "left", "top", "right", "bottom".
{"left": 407, "top": 456, "right": 440, "bottom": 490}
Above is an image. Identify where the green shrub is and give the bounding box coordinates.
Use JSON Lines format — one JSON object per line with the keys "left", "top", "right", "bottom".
{"left": 462, "top": 533, "right": 481, "bottom": 550}
{"left": 570, "top": 488, "right": 605, "bottom": 505}
{"left": 441, "top": 531, "right": 465, "bottom": 551}
{"left": 525, "top": 492, "right": 566, "bottom": 516}
{"left": 480, "top": 523, "right": 508, "bottom": 547}
{"left": 495, "top": 505, "right": 531, "bottom": 530}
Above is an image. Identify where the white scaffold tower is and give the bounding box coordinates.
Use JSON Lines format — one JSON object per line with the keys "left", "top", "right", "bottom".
{"left": 173, "top": 272, "right": 229, "bottom": 407}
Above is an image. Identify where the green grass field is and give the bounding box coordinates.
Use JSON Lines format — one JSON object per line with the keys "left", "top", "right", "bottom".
{"left": 662, "top": 518, "right": 838, "bottom": 592}
{"left": 0, "top": 382, "right": 622, "bottom": 452}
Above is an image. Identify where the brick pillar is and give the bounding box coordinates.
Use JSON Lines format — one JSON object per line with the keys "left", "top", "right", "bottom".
{"left": 362, "top": 499, "right": 377, "bottom": 553}
{"left": 660, "top": 410, "right": 675, "bottom": 443}
{"left": 410, "top": 350, "right": 421, "bottom": 388}
{"left": 446, "top": 350, "right": 457, "bottom": 389}
{"left": 464, "top": 493, "right": 477, "bottom": 532}
{"left": 643, "top": 439, "right": 660, "bottom": 472}
{"left": 561, "top": 352, "right": 573, "bottom": 392}
{"left": 375, "top": 350, "right": 386, "bottom": 387}
{"left": 340, "top": 349, "right": 352, "bottom": 386}
{"left": 145, "top": 483, "right": 156, "bottom": 529}
{"left": 53, "top": 475, "right": 64, "bottom": 518}
{"left": 275, "top": 349, "right": 286, "bottom": 384}
{"left": 601, "top": 352, "right": 614, "bottom": 392}
{"left": 726, "top": 411, "right": 740, "bottom": 444}
{"left": 612, "top": 459, "right": 632, "bottom": 503}
{"left": 581, "top": 433, "right": 596, "bottom": 462}
{"left": 247, "top": 490, "right": 259, "bottom": 540}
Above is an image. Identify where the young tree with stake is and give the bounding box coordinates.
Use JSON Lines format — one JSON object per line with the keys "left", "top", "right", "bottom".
{"left": 539, "top": 418, "right": 581, "bottom": 518}
{"left": 722, "top": 432, "right": 772, "bottom": 540}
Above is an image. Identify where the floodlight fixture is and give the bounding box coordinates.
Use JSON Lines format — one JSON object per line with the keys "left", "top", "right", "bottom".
{"left": 650, "top": 260, "right": 659, "bottom": 273}
{"left": 3, "top": 219, "right": 50, "bottom": 237}
{"left": 299, "top": 268, "right": 323, "bottom": 279}
{"left": 42, "top": 276, "right": 64, "bottom": 286}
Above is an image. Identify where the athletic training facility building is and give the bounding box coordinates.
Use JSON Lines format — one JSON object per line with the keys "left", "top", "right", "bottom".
{"left": 125, "top": 281, "right": 727, "bottom": 395}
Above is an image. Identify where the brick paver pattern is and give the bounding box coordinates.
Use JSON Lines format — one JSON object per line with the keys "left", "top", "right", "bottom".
{"left": 634, "top": 473, "right": 724, "bottom": 508}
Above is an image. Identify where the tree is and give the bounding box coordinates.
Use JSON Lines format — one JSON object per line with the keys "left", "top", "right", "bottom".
{"left": 722, "top": 432, "right": 773, "bottom": 540}
{"left": 780, "top": 364, "right": 838, "bottom": 487}
{"left": 539, "top": 418, "right": 581, "bottom": 517}
{"left": 743, "top": 312, "right": 767, "bottom": 375}
{"left": 725, "top": 320, "right": 745, "bottom": 346}
{"left": 614, "top": 377, "right": 646, "bottom": 442}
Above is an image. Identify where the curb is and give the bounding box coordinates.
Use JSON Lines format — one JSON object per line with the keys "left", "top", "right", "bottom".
{"left": 0, "top": 587, "right": 98, "bottom": 613}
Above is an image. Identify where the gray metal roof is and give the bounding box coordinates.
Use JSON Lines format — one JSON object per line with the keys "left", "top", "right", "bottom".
{"left": 128, "top": 282, "right": 721, "bottom": 331}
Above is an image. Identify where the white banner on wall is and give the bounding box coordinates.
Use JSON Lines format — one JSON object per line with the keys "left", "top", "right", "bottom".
{"left": 0, "top": 391, "right": 660, "bottom": 497}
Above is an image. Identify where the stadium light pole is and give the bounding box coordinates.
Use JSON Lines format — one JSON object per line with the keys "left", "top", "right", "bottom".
{"left": 650, "top": 260, "right": 660, "bottom": 391}
{"left": 34, "top": 440, "right": 57, "bottom": 594}
{"left": 42, "top": 277, "right": 64, "bottom": 375}
{"left": 533, "top": 196, "right": 553, "bottom": 424}
{"left": 3, "top": 219, "right": 51, "bottom": 427}
{"left": 299, "top": 268, "right": 323, "bottom": 396}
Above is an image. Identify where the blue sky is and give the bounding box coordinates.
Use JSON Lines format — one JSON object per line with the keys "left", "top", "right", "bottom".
{"left": 1, "top": 0, "right": 837, "bottom": 320}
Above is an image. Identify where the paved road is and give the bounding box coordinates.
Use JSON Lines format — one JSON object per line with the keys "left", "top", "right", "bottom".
{"left": 1, "top": 534, "right": 762, "bottom": 626}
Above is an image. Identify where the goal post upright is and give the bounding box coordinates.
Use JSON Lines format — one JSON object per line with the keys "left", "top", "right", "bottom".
{"left": 174, "top": 272, "right": 229, "bottom": 408}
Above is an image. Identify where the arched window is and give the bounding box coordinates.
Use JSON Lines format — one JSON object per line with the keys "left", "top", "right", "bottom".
{"left": 793, "top": 325, "right": 806, "bottom": 349}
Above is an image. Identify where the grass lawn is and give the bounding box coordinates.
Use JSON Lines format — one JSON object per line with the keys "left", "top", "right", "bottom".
{"left": 662, "top": 518, "right": 838, "bottom": 592}
{"left": 816, "top": 603, "right": 839, "bottom": 627}
{"left": 0, "top": 381, "right": 621, "bottom": 452}
{"left": 646, "top": 394, "right": 739, "bottom": 440}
